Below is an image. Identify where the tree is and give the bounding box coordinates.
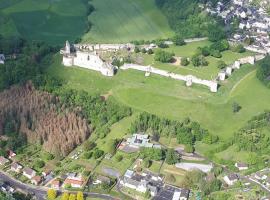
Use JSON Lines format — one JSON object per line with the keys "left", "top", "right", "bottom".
{"left": 143, "top": 158, "right": 152, "bottom": 168}
{"left": 217, "top": 60, "right": 226, "bottom": 69}
{"left": 165, "top": 148, "right": 179, "bottom": 165}
{"left": 61, "top": 192, "right": 69, "bottom": 200}
{"left": 47, "top": 189, "right": 57, "bottom": 200}
{"left": 154, "top": 49, "right": 174, "bottom": 63}
{"left": 173, "top": 35, "right": 186, "bottom": 46}
{"left": 231, "top": 44, "right": 245, "bottom": 53}
{"left": 115, "top": 154, "right": 123, "bottom": 162}
{"left": 134, "top": 46, "right": 140, "bottom": 53}
{"left": 232, "top": 102, "right": 241, "bottom": 113}
{"left": 144, "top": 189, "right": 151, "bottom": 199}
{"left": 93, "top": 148, "right": 104, "bottom": 159}
{"left": 191, "top": 55, "right": 208, "bottom": 67}
{"left": 257, "top": 56, "right": 270, "bottom": 87}
{"left": 68, "top": 194, "right": 76, "bottom": 200}
{"left": 34, "top": 160, "right": 45, "bottom": 169}
{"left": 210, "top": 49, "right": 222, "bottom": 58}
{"left": 208, "top": 24, "right": 226, "bottom": 42}
{"left": 141, "top": 48, "right": 147, "bottom": 53}
{"left": 76, "top": 191, "right": 84, "bottom": 200}
{"left": 181, "top": 57, "right": 190, "bottom": 66}
{"left": 184, "top": 144, "right": 195, "bottom": 153}
{"left": 83, "top": 141, "right": 96, "bottom": 151}
{"left": 147, "top": 49, "right": 153, "bottom": 54}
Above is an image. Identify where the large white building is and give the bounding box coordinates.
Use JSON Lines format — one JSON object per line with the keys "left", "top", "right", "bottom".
{"left": 61, "top": 41, "right": 115, "bottom": 76}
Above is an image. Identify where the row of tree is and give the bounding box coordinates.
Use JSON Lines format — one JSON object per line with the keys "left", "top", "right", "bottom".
{"left": 257, "top": 55, "right": 270, "bottom": 87}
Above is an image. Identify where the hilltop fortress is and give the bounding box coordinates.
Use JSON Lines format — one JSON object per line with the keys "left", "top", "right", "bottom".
{"left": 60, "top": 41, "right": 115, "bottom": 76}
{"left": 60, "top": 41, "right": 265, "bottom": 93}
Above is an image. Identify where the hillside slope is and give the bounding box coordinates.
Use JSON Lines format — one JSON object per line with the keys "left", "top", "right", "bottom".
{"left": 0, "top": 83, "right": 91, "bottom": 157}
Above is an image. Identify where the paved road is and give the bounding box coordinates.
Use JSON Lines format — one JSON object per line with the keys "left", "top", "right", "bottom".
{"left": 0, "top": 171, "right": 118, "bottom": 200}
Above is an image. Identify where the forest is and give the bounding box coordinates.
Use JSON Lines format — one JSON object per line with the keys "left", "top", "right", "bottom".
{"left": 257, "top": 55, "right": 270, "bottom": 88}
{"left": 155, "top": 0, "right": 229, "bottom": 38}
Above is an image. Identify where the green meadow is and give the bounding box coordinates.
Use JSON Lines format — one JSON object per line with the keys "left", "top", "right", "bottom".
{"left": 82, "top": 0, "right": 174, "bottom": 43}
{"left": 0, "top": 0, "right": 88, "bottom": 44}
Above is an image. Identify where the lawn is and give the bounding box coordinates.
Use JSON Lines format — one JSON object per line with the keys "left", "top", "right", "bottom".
{"left": 82, "top": 0, "right": 173, "bottom": 43}
{"left": 0, "top": 0, "right": 88, "bottom": 44}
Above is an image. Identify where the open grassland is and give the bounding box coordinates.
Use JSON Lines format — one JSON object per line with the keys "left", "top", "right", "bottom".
{"left": 47, "top": 51, "right": 270, "bottom": 142}
{"left": 142, "top": 41, "right": 254, "bottom": 79}
{"left": 82, "top": 0, "right": 173, "bottom": 43}
{"left": 0, "top": 0, "right": 88, "bottom": 44}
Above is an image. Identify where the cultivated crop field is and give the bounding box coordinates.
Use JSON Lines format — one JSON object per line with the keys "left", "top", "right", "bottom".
{"left": 0, "top": 0, "right": 88, "bottom": 44}
{"left": 82, "top": 0, "right": 174, "bottom": 43}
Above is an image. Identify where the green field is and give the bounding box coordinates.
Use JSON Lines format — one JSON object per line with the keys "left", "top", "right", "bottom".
{"left": 0, "top": 0, "right": 88, "bottom": 44}
{"left": 82, "top": 0, "right": 174, "bottom": 43}
{"left": 47, "top": 51, "right": 270, "bottom": 141}
{"left": 142, "top": 41, "right": 254, "bottom": 79}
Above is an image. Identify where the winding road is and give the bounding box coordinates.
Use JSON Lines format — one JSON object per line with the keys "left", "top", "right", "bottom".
{"left": 0, "top": 171, "right": 118, "bottom": 200}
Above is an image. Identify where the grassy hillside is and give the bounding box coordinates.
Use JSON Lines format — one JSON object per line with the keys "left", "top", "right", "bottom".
{"left": 0, "top": 0, "right": 88, "bottom": 44}
{"left": 82, "top": 0, "right": 174, "bottom": 43}
{"left": 47, "top": 48, "right": 270, "bottom": 141}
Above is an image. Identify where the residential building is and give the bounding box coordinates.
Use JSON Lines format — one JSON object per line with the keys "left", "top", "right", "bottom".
{"left": 50, "top": 179, "right": 61, "bottom": 190}
{"left": 93, "top": 175, "right": 111, "bottom": 185}
{"left": 0, "top": 156, "right": 9, "bottom": 166}
{"left": 63, "top": 174, "right": 84, "bottom": 188}
{"left": 235, "top": 162, "right": 248, "bottom": 170}
{"left": 255, "top": 172, "right": 267, "bottom": 180}
{"left": 126, "top": 134, "right": 161, "bottom": 148}
{"left": 31, "top": 176, "right": 42, "bottom": 185}
{"left": 224, "top": 174, "right": 239, "bottom": 185}
{"left": 23, "top": 167, "right": 36, "bottom": 179}
{"left": 10, "top": 162, "right": 22, "bottom": 173}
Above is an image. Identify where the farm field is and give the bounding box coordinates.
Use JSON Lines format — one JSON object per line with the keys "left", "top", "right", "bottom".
{"left": 82, "top": 0, "right": 174, "bottom": 43}
{"left": 0, "top": 0, "right": 88, "bottom": 44}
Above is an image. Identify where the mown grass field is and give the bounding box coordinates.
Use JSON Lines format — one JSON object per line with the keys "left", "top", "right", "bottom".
{"left": 82, "top": 0, "right": 174, "bottom": 43}
{"left": 0, "top": 0, "right": 88, "bottom": 44}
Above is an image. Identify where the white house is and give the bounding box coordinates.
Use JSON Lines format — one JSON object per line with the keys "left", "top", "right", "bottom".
{"left": 23, "top": 167, "right": 36, "bottom": 179}
{"left": 0, "top": 156, "right": 9, "bottom": 166}
{"left": 224, "top": 174, "right": 238, "bottom": 185}
{"left": 235, "top": 162, "right": 248, "bottom": 171}
{"left": 63, "top": 174, "right": 84, "bottom": 188}
{"left": 255, "top": 172, "right": 267, "bottom": 180}
{"left": 10, "top": 162, "right": 22, "bottom": 173}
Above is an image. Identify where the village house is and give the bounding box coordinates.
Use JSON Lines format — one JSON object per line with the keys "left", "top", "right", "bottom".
{"left": 63, "top": 173, "right": 84, "bottom": 188}
{"left": 235, "top": 162, "right": 248, "bottom": 171}
{"left": 50, "top": 179, "right": 61, "bottom": 190}
{"left": 172, "top": 189, "right": 190, "bottom": 200}
{"left": 255, "top": 172, "right": 267, "bottom": 180}
{"left": 224, "top": 174, "right": 239, "bottom": 185}
{"left": 0, "top": 156, "right": 9, "bottom": 166}
{"left": 93, "top": 175, "right": 111, "bottom": 185}
{"left": 42, "top": 169, "right": 52, "bottom": 177}
{"left": 8, "top": 150, "right": 16, "bottom": 160}
{"left": 31, "top": 176, "right": 42, "bottom": 185}
{"left": 10, "top": 162, "right": 22, "bottom": 173}
{"left": 126, "top": 134, "right": 161, "bottom": 149}
{"left": 23, "top": 167, "right": 36, "bottom": 179}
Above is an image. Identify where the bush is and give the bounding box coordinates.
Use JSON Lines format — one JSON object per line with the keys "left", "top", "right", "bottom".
{"left": 141, "top": 48, "right": 147, "bottom": 53}
{"left": 115, "top": 154, "right": 123, "bottom": 162}
{"left": 154, "top": 49, "right": 174, "bottom": 63}
{"left": 231, "top": 44, "right": 245, "bottom": 53}
{"left": 173, "top": 35, "right": 186, "bottom": 46}
{"left": 181, "top": 57, "right": 190, "bottom": 66}
{"left": 34, "top": 160, "right": 45, "bottom": 169}
{"left": 191, "top": 55, "right": 208, "bottom": 67}
{"left": 134, "top": 46, "right": 140, "bottom": 53}
{"left": 93, "top": 149, "right": 104, "bottom": 159}
{"left": 147, "top": 49, "right": 153, "bottom": 54}
{"left": 232, "top": 102, "right": 241, "bottom": 113}
{"left": 210, "top": 49, "right": 222, "bottom": 58}
{"left": 184, "top": 144, "right": 195, "bottom": 153}
{"left": 217, "top": 60, "right": 226, "bottom": 69}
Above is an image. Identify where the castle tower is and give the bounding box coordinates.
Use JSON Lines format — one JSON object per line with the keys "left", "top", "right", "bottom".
{"left": 65, "top": 40, "right": 71, "bottom": 54}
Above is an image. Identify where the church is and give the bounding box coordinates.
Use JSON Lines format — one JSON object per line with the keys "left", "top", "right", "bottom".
{"left": 60, "top": 41, "right": 115, "bottom": 76}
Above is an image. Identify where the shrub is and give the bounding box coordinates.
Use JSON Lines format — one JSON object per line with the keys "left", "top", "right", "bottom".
{"left": 181, "top": 57, "right": 190, "bottom": 66}
{"left": 154, "top": 49, "right": 174, "bottom": 63}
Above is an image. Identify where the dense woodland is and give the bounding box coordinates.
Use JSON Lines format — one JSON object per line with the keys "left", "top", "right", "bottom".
{"left": 155, "top": 0, "right": 229, "bottom": 39}
{"left": 257, "top": 55, "right": 270, "bottom": 87}
{"left": 130, "top": 112, "right": 219, "bottom": 146}
{"left": 233, "top": 111, "right": 270, "bottom": 153}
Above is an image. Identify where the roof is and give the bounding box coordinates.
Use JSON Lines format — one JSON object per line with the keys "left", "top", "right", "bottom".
{"left": 97, "top": 175, "right": 110, "bottom": 183}
{"left": 64, "top": 178, "right": 84, "bottom": 186}
{"left": 11, "top": 162, "right": 22, "bottom": 169}
{"left": 236, "top": 162, "right": 248, "bottom": 168}
{"left": 32, "top": 176, "right": 42, "bottom": 183}
{"left": 51, "top": 179, "right": 60, "bottom": 186}
{"left": 23, "top": 167, "right": 36, "bottom": 176}
{"left": 0, "top": 156, "right": 9, "bottom": 165}
{"left": 227, "top": 174, "right": 238, "bottom": 181}
{"left": 180, "top": 189, "right": 190, "bottom": 198}
{"left": 124, "top": 170, "right": 134, "bottom": 178}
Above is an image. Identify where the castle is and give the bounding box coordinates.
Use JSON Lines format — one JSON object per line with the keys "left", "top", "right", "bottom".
{"left": 60, "top": 41, "right": 115, "bottom": 76}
